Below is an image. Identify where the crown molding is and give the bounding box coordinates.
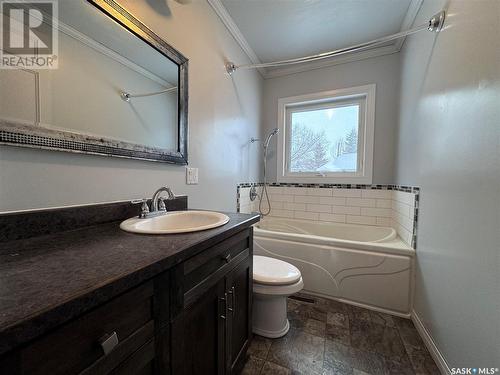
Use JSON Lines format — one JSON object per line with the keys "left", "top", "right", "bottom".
{"left": 206, "top": 0, "right": 266, "bottom": 77}
{"left": 394, "top": 0, "right": 424, "bottom": 51}
{"left": 24, "top": 1, "right": 176, "bottom": 85}
{"left": 208, "top": 0, "right": 423, "bottom": 79}
{"left": 57, "top": 21, "right": 173, "bottom": 87}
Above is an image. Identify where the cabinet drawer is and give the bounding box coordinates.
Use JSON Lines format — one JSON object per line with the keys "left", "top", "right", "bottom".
{"left": 108, "top": 339, "right": 155, "bottom": 375}
{"left": 183, "top": 229, "right": 250, "bottom": 294}
{"left": 79, "top": 321, "right": 154, "bottom": 375}
{"left": 15, "top": 280, "right": 154, "bottom": 375}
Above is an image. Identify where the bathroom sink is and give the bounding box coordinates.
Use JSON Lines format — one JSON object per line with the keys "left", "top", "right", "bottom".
{"left": 120, "top": 210, "right": 230, "bottom": 234}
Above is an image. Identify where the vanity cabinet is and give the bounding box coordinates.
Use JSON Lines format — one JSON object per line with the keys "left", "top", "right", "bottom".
{"left": 0, "top": 227, "right": 253, "bottom": 375}
{"left": 171, "top": 227, "right": 253, "bottom": 375}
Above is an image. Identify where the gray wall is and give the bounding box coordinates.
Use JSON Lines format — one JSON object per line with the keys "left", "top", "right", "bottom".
{"left": 0, "top": 0, "right": 263, "bottom": 212}
{"left": 262, "top": 53, "right": 401, "bottom": 184}
{"left": 395, "top": 0, "right": 500, "bottom": 367}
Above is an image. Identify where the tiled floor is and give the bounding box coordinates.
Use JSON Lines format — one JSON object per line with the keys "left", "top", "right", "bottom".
{"left": 240, "top": 293, "right": 440, "bottom": 375}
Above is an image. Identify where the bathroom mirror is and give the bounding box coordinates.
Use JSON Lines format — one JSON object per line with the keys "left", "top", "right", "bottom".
{"left": 0, "top": 0, "right": 188, "bottom": 164}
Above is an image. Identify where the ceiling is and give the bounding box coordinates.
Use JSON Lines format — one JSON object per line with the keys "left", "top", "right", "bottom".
{"left": 210, "top": 0, "right": 423, "bottom": 78}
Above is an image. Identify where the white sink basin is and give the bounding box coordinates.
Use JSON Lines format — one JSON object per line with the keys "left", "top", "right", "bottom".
{"left": 120, "top": 210, "right": 230, "bottom": 234}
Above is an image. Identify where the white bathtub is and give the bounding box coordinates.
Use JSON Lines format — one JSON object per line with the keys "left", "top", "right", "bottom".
{"left": 253, "top": 217, "right": 414, "bottom": 316}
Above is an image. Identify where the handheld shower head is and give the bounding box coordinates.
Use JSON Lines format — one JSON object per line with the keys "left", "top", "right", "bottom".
{"left": 259, "top": 127, "right": 279, "bottom": 217}
{"left": 264, "top": 128, "right": 279, "bottom": 149}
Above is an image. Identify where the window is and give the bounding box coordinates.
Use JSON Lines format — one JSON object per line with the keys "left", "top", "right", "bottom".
{"left": 277, "top": 85, "right": 375, "bottom": 184}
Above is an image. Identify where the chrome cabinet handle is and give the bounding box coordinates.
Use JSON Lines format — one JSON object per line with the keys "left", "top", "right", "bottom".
{"left": 231, "top": 286, "right": 235, "bottom": 314}
{"left": 99, "top": 331, "right": 119, "bottom": 355}
{"left": 221, "top": 253, "right": 231, "bottom": 263}
{"left": 227, "top": 287, "right": 233, "bottom": 313}
{"left": 228, "top": 286, "right": 235, "bottom": 315}
{"left": 220, "top": 293, "right": 227, "bottom": 320}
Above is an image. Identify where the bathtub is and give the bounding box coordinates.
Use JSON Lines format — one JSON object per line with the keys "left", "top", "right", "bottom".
{"left": 253, "top": 217, "right": 414, "bottom": 316}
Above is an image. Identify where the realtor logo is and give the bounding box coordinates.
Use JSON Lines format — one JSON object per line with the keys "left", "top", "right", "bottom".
{"left": 1, "top": 0, "right": 58, "bottom": 69}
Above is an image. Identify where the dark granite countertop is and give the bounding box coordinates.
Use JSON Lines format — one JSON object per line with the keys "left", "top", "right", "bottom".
{"left": 0, "top": 211, "right": 259, "bottom": 355}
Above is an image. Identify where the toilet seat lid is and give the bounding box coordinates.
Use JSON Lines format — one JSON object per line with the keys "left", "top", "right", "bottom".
{"left": 253, "top": 256, "right": 301, "bottom": 286}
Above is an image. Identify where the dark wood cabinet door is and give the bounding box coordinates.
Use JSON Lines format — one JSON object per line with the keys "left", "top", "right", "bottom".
{"left": 171, "top": 278, "right": 226, "bottom": 375}
{"left": 225, "top": 257, "right": 252, "bottom": 374}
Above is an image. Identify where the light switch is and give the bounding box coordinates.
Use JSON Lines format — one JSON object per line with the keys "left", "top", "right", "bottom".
{"left": 186, "top": 167, "right": 198, "bottom": 185}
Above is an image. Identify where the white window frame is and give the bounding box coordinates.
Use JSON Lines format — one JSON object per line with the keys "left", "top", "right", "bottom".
{"left": 277, "top": 84, "right": 376, "bottom": 184}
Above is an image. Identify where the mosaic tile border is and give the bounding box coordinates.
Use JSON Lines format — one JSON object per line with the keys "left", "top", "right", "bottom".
{"left": 237, "top": 182, "right": 420, "bottom": 248}
{"left": 237, "top": 182, "right": 419, "bottom": 193}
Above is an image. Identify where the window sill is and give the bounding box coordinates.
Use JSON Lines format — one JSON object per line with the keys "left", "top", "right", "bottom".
{"left": 277, "top": 175, "right": 373, "bottom": 184}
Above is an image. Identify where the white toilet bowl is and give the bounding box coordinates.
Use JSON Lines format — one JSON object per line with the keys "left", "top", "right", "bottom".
{"left": 252, "top": 255, "right": 304, "bottom": 338}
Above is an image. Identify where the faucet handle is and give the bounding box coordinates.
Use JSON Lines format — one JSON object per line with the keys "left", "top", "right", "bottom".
{"left": 131, "top": 199, "right": 150, "bottom": 218}
{"left": 158, "top": 198, "right": 166, "bottom": 211}
{"left": 167, "top": 188, "right": 175, "bottom": 200}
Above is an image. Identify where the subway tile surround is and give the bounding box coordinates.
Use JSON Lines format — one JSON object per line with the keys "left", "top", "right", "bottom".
{"left": 237, "top": 184, "right": 419, "bottom": 248}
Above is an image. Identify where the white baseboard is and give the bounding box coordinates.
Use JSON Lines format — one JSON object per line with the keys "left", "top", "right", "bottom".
{"left": 302, "top": 289, "right": 411, "bottom": 318}
{"left": 411, "top": 310, "right": 451, "bottom": 375}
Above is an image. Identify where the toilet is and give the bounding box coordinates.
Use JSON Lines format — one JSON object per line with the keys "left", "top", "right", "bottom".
{"left": 252, "top": 255, "right": 304, "bottom": 338}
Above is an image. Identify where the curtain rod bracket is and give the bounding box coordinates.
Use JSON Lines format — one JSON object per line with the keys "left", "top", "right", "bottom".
{"left": 225, "top": 61, "right": 237, "bottom": 75}
{"left": 428, "top": 11, "right": 446, "bottom": 32}
{"left": 120, "top": 92, "right": 131, "bottom": 102}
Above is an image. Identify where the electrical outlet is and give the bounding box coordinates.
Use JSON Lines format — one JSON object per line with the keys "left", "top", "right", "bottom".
{"left": 186, "top": 167, "right": 198, "bottom": 185}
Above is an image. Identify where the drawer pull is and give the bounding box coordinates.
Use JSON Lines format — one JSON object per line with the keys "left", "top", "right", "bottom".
{"left": 99, "top": 331, "right": 119, "bottom": 355}
{"left": 222, "top": 253, "right": 232, "bottom": 263}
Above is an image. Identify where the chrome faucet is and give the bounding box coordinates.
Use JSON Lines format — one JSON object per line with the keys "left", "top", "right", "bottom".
{"left": 131, "top": 186, "right": 176, "bottom": 219}
{"left": 151, "top": 186, "right": 175, "bottom": 212}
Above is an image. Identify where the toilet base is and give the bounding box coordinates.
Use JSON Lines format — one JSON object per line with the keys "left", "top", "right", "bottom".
{"left": 252, "top": 292, "right": 293, "bottom": 338}
{"left": 253, "top": 319, "right": 290, "bottom": 338}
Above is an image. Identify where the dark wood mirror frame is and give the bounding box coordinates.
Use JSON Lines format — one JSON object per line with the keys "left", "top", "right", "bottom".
{"left": 0, "top": 0, "right": 189, "bottom": 164}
